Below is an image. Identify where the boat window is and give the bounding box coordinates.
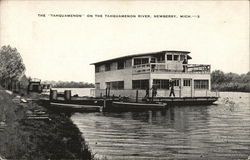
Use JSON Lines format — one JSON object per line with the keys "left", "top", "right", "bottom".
{"left": 134, "top": 58, "right": 149, "bottom": 65}
{"left": 95, "top": 83, "right": 100, "bottom": 89}
{"left": 180, "top": 55, "right": 186, "bottom": 61}
{"left": 106, "top": 82, "right": 110, "bottom": 89}
{"left": 183, "top": 79, "right": 191, "bottom": 86}
{"left": 194, "top": 80, "right": 209, "bottom": 89}
{"left": 153, "top": 79, "right": 169, "bottom": 89}
{"left": 172, "top": 79, "right": 181, "bottom": 86}
{"left": 117, "top": 60, "right": 124, "bottom": 70}
{"left": 125, "top": 59, "right": 132, "bottom": 68}
{"left": 157, "top": 57, "right": 160, "bottom": 62}
{"left": 117, "top": 81, "right": 124, "bottom": 89}
{"left": 142, "top": 58, "right": 149, "bottom": 64}
{"left": 134, "top": 59, "right": 141, "bottom": 65}
{"left": 161, "top": 55, "right": 165, "bottom": 61}
{"left": 95, "top": 65, "right": 100, "bottom": 73}
{"left": 105, "top": 64, "right": 111, "bottom": 71}
{"left": 156, "top": 55, "right": 165, "bottom": 62}
{"left": 174, "top": 55, "right": 179, "bottom": 61}
{"left": 167, "top": 55, "right": 172, "bottom": 61}
{"left": 150, "top": 58, "right": 156, "bottom": 63}
{"left": 106, "top": 81, "right": 124, "bottom": 89}
{"left": 132, "top": 79, "right": 149, "bottom": 89}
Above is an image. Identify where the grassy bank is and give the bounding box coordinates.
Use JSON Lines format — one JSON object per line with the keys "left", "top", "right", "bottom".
{"left": 0, "top": 88, "right": 92, "bottom": 159}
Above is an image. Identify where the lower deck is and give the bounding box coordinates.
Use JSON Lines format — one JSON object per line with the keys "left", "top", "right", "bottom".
{"left": 93, "top": 88, "right": 219, "bottom": 100}
{"left": 42, "top": 93, "right": 219, "bottom": 112}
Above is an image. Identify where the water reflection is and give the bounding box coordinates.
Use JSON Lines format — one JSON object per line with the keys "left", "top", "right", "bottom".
{"left": 71, "top": 92, "right": 250, "bottom": 160}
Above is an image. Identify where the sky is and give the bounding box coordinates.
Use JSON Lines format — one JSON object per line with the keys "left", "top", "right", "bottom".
{"left": 0, "top": 1, "right": 249, "bottom": 83}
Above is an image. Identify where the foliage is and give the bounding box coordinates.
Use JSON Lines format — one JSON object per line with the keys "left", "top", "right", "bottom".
{"left": 0, "top": 90, "right": 92, "bottom": 159}
{"left": 44, "top": 80, "right": 95, "bottom": 88}
{"left": 0, "top": 45, "right": 26, "bottom": 81}
{"left": 211, "top": 70, "right": 250, "bottom": 92}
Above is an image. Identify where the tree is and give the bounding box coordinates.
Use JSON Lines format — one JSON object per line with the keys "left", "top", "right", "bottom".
{"left": 0, "top": 45, "right": 26, "bottom": 86}
{"left": 211, "top": 70, "right": 225, "bottom": 84}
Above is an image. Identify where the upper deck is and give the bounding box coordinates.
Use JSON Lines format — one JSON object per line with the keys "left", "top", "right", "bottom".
{"left": 133, "top": 63, "right": 211, "bottom": 74}
{"left": 92, "top": 50, "right": 211, "bottom": 75}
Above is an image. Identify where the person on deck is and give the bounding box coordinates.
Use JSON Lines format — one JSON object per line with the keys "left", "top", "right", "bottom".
{"left": 145, "top": 87, "right": 149, "bottom": 98}
{"left": 169, "top": 81, "right": 175, "bottom": 97}
{"left": 182, "top": 59, "right": 188, "bottom": 72}
{"left": 152, "top": 85, "right": 157, "bottom": 97}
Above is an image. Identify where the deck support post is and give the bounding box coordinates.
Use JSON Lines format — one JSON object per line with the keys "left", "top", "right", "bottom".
{"left": 103, "top": 99, "right": 106, "bottom": 109}
{"left": 151, "top": 90, "right": 154, "bottom": 102}
{"left": 108, "top": 87, "right": 110, "bottom": 98}
{"left": 136, "top": 90, "right": 138, "bottom": 103}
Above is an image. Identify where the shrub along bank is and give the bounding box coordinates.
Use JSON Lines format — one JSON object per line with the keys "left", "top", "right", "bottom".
{"left": 0, "top": 88, "right": 92, "bottom": 160}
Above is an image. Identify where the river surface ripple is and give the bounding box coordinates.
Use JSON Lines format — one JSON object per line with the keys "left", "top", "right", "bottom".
{"left": 71, "top": 92, "right": 250, "bottom": 160}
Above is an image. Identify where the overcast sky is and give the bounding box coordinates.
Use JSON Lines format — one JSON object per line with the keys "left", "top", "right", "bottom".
{"left": 0, "top": 1, "right": 249, "bottom": 83}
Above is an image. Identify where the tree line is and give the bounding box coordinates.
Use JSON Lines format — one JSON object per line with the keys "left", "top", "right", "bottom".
{"left": 0, "top": 45, "right": 26, "bottom": 90}
{"left": 211, "top": 70, "right": 250, "bottom": 92}
{"left": 44, "top": 80, "right": 95, "bottom": 88}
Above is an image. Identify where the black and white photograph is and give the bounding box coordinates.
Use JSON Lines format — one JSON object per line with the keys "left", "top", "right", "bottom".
{"left": 0, "top": 0, "right": 249, "bottom": 159}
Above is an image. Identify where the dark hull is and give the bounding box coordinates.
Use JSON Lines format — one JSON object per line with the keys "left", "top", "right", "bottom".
{"left": 39, "top": 96, "right": 219, "bottom": 113}
{"left": 154, "top": 97, "right": 219, "bottom": 105}
{"left": 108, "top": 102, "right": 167, "bottom": 111}
{"left": 49, "top": 102, "right": 101, "bottom": 112}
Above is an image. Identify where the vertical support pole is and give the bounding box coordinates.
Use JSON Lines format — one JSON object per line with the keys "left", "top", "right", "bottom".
{"left": 105, "top": 88, "right": 108, "bottom": 97}
{"left": 108, "top": 87, "right": 110, "bottom": 98}
{"left": 136, "top": 90, "right": 138, "bottom": 103}
{"left": 151, "top": 89, "right": 154, "bottom": 103}
{"left": 103, "top": 98, "right": 106, "bottom": 110}
{"left": 179, "top": 86, "right": 181, "bottom": 98}
{"left": 191, "top": 85, "right": 193, "bottom": 97}
{"left": 179, "top": 79, "right": 182, "bottom": 98}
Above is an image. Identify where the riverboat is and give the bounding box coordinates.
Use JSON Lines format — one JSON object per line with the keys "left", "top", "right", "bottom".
{"left": 91, "top": 50, "right": 219, "bottom": 107}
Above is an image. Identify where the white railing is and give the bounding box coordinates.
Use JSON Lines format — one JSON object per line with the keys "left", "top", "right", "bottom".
{"left": 132, "top": 63, "right": 151, "bottom": 74}
{"left": 187, "top": 64, "right": 211, "bottom": 73}
{"left": 90, "top": 88, "right": 95, "bottom": 97}
{"left": 132, "top": 63, "right": 211, "bottom": 74}
{"left": 94, "top": 89, "right": 219, "bottom": 98}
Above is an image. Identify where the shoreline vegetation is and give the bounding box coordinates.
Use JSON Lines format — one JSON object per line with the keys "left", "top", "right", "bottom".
{"left": 0, "top": 88, "right": 92, "bottom": 159}
{"left": 45, "top": 80, "right": 95, "bottom": 88}
{"left": 211, "top": 70, "right": 250, "bottom": 92}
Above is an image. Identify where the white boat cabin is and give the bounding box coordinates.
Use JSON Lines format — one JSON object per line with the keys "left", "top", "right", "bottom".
{"left": 91, "top": 51, "right": 214, "bottom": 98}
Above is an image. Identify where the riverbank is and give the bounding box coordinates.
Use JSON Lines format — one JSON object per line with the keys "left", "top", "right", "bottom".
{"left": 0, "top": 88, "right": 92, "bottom": 159}
{"left": 212, "top": 83, "right": 250, "bottom": 93}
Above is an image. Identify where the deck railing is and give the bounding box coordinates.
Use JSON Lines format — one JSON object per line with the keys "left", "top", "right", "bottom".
{"left": 132, "top": 63, "right": 211, "bottom": 74}
{"left": 187, "top": 64, "right": 211, "bottom": 73}
{"left": 92, "top": 88, "right": 219, "bottom": 98}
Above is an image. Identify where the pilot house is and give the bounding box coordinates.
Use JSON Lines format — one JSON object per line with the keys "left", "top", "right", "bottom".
{"left": 91, "top": 51, "right": 213, "bottom": 98}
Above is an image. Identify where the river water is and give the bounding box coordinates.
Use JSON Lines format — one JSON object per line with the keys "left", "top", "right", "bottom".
{"left": 69, "top": 89, "right": 250, "bottom": 160}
